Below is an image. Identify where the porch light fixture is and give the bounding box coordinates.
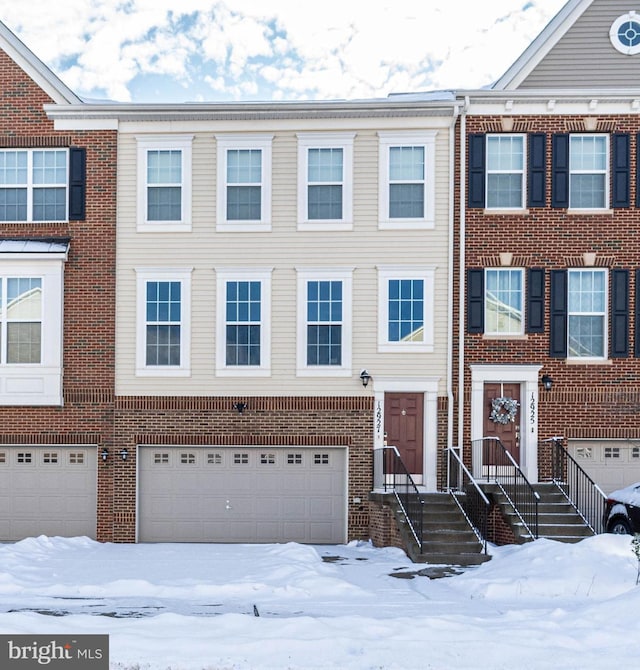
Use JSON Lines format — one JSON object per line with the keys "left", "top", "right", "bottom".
{"left": 359, "top": 369, "right": 372, "bottom": 387}
{"left": 233, "top": 402, "right": 247, "bottom": 414}
{"left": 541, "top": 374, "right": 553, "bottom": 392}
{"left": 119, "top": 448, "right": 129, "bottom": 461}
{"left": 100, "top": 448, "right": 108, "bottom": 463}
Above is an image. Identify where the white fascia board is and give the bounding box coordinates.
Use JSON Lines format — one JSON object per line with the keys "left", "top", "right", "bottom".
{"left": 51, "top": 118, "right": 119, "bottom": 131}
{"left": 492, "top": 0, "right": 593, "bottom": 91}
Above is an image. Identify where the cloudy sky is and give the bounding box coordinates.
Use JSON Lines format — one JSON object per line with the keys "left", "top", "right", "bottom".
{"left": 3, "top": 0, "right": 567, "bottom": 103}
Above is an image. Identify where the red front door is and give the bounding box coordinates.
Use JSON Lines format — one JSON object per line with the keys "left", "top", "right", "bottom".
{"left": 385, "top": 392, "right": 424, "bottom": 476}
{"left": 483, "top": 382, "right": 521, "bottom": 464}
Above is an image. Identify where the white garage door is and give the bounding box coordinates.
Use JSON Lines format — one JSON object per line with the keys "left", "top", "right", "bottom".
{"left": 0, "top": 446, "right": 97, "bottom": 541}
{"left": 568, "top": 440, "right": 640, "bottom": 495}
{"left": 138, "top": 446, "right": 347, "bottom": 544}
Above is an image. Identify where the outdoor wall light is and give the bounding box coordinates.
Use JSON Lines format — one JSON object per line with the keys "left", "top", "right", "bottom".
{"left": 541, "top": 374, "right": 553, "bottom": 392}
{"left": 359, "top": 369, "right": 372, "bottom": 387}
{"left": 233, "top": 402, "right": 247, "bottom": 414}
{"left": 119, "top": 448, "right": 129, "bottom": 461}
{"left": 100, "top": 448, "right": 109, "bottom": 462}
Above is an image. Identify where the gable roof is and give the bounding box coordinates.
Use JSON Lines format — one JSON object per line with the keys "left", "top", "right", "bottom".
{"left": 0, "top": 20, "right": 81, "bottom": 104}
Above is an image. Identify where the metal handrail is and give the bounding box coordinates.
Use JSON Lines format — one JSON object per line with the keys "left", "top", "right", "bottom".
{"left": 476, "top": 436, "right": 540, "bottom": 540}
{"left": 373, "top": 446, "right": 424, "bottom": 551}
{"left": 546, "top": 437, "right": 606, "bottom": 534}
{"left": 445, "top": 446, "right": 490, "bottom": 553}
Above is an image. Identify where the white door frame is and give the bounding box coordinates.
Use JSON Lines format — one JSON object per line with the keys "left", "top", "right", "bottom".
{"left": 469, "top": 364, "right": 542, "bottom": 483}
{"left": 372, "top": 376, "right": 440, "bottom": 491}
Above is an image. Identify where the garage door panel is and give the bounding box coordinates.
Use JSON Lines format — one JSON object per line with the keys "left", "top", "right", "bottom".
{"left": 139, "top": 446, "right": 346, "bottom": 544}
{"left": 569, "top": 440, "right": 640, "bottom": 494}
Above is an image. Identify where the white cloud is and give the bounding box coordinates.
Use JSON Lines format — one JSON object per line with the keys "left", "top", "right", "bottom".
{"left": 1, "top": 0, "right": 567, "bottom": 102}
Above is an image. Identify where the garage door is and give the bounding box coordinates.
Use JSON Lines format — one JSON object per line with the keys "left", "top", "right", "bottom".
{"left": 139, "top": 446, "right": 347, "bottom": 544}
{"left": 0, "top": 446, "right": 97, "bottom": 541}
{"left": 568, "top": 440, "right": 640, "bottom": 495}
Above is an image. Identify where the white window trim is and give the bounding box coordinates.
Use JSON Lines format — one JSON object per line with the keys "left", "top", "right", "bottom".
{"left": 135, "top": 267, "right": 192, "bottom": 377}
{"left": 297, "top": 132, "right": 355, "bottom": 231}
{"left": 136, "top": 135, "right": 193, "bottom": 232}
{"left": 377, "top": 265, "right": 435, "bottom": 353}
{"left": 0, "top": 255, "right": 66, "bottom": 405}
{"left": 0, "top": 148, "right": 69, "bottom": 223}
{"left": 569, "top": 134, "right": 610, "bottom": 211}
{"left": 378, "top": 131, "right": 436, "bottom": 229}
{"left": 484, "top": 267, "right": 525, "bottom": 337}
{"left": 485, "top": 134, "right": 526, "bottom": 211}
{"left": 216, "top": 135, "right": 273, "bottom": 232}
{"left": 567, "top": 268, "right": 608, "bottom": 362}
{"left": 215, "top": 267, "right": 272, "bottom": 376}
{"left": 296, "top": 267, "right": 353, "bottom": 377}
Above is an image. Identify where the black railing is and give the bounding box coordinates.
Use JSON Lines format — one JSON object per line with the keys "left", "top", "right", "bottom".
{"left": 547, "top": 437, "right": 606, "bottom": 534}
{"left": 373, "top": 446, "right": 424, "bottom": 551}
{"left": 446, "top": 447, "right": 490, "bottom": 553}
{"left": 475, "top": 437, "right": 540, "bottom": 540}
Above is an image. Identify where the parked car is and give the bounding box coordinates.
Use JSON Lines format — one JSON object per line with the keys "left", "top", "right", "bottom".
{"left": 604, "top": 482, "right": 640, "bottom": 534}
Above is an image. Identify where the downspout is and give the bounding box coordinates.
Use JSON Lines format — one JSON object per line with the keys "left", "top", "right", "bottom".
{"left": 457, "top": 96, "right": 470, "bottom": 452}
{"left": 447, "top": 101, "right": 461, "bottom": 461}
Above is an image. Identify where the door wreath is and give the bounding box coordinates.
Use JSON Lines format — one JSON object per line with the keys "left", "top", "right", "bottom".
{"left": 490, "top": 397, "right": 519, "bottom": 425}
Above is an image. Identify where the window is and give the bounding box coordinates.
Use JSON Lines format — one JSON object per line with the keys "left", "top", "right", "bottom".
{"left": 216, "top": 135, "right": 273, "bottom": 231}
{"left": 0, "top": 244, "right": 66, "bottom": 405}
{"left": 297, "top": 133, "right": 354, "bottom": 230}
{"left": 233, "top": 453, "right": 249, "bottom": 465}
{"left": 296, "top": 268, "right": 353, "bottom": 376}
{"left": 154, "top": 453, "right": 169, "bottom": 464}
{"left": 180, "top": 452, "right": 196, "bottom": 464}
{"left": 136, "top": 268, "right": 192, "bottom": 376}
{"left": 287, "top": 453, "right": 303, "bottom": 465}
{"left": 485, "top": 269, "right": 524, "bottom": 336}
{"left": 569, "top": 135, "right": 608, "bottom": 209}
{"left": 378, "top": 266, "right": 435, "bottom": 352}
{"left": 568, "top": 269, "right": 607, "bottom": 359}
{"left": 378, "top": 131, "right": 436, "bottom": 228}
{"left": 216, "top": 269, "right": 272, "bottom": 376}
{"left": 486, "top": 135, "right": 525, "bottom": 209}
{"left": 69, "top": 452, "right": 85, "bottom": 465}
{"left": 0, "top": 149, "right": 72, "bottom": 222}
{"left": 137, "top": 136, "right": 192, "bottom": 230}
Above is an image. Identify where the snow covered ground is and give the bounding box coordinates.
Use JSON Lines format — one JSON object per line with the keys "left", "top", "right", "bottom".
{"left": 0, "top": 534, "right": 638, "bottom": 669}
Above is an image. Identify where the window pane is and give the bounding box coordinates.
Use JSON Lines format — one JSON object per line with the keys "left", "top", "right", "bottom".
{"left": 227, "top": 149, "right": 261, "bottom": 183}
{"left": 389, "top": 146, "right": 424, "bottom": 180}
{"left": 33, "top": 188, "right": 66, "bottom": 221}
{"left": 570, "top": 136, "right": 606, "bottom": 170}
{"left": 485, "top": 269, "right": 523, "bottom": 335}
{"left": 487, "top": 174, "right": 523, "bottom": 208}
{"left": 7, "top": 278, "right": 42, "bottom": 319}
{"left": 32, "top": 150, "right": 67, "bottom": 185}
{"left": 147, "top": 186, "right": 182, "bottom": 221}
{"left": 0, "top": 151, "right": 27, "bottom": 185}
{"left": 227, "top": 185, "right": 261, "bottom": 220}
{"left": 570, "top": 175, "right": 606, "bottom": 208}
{"left": 147, "top": 150, "right": 181, "bottom": 184}
{"left": 0, "top": 189, "right": 27, "bottom": 221}
{"left": 308, "top": 148, "right": 343, "bottom": 182}
{"left": 568, "top": 316, "right": 604, "bottom": 358}
{"left": 389, "top": 184, "right": 424, "bottom": 218}
{"left": 307, "top": 325, "right": 342, "bottom": 365}
{"left": 308, "top": 184, "right": 342, "bottom": 219}
{"left": 7, "top": 322, "right": 41, "bottom": 364}
{"left": 388, "top": 279, "right": 424, "bottom": 342}
{"left": 146, "top": 325, "right": 181, "bottom": 366}
{"left": 487, "top": 136, "right": 523, "bottom": 171}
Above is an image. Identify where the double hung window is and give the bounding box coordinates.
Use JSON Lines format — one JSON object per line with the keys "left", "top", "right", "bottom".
{"left": 216, "top": 135, "right": 273, "bottom": 231}
{"left": 378, "top": 266, "right": 435, "bottom": 352}
{"left": 297, "top": 133, "right": 354, "bottom": 230}
{"left": 486, "top": 135, "right": 525, "bottom": 209}
{"left": 136, "top": 269, "right": 192, "bottom": 375}
{"left": 137, "top": 136, "right": 193, "bottom": 230}
{"left": 0, "top": 149, "right": 69, "bottom": 222}
{"left": 378, "top": 131, "right": 436, "bottom": 228}
{"left": 485, "top": 269, "right": 524, "bottom": 336}
{"left": 216, "top": 269, "right": 271, "bottom": 375}
{"left": 569, "top": 134, "right": 608, "bottom": 209}
{"left": 297, "top": 269, "right": 352, "bottom": 376}
{"left": 568, "top": 269, "right": 607, "bottom": 359}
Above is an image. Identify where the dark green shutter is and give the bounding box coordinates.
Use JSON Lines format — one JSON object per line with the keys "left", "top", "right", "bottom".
{"left": 527, "top": 134, "right": 546, "bottom": 208}
{"left": 468, "top": 134, "right": 485, "bottom": 208}
{"left": 551, "top": 134, "right": 569, "bottom": 208}
{"left": 467, "top": 269, "right": 484, "bottom": 333}
{"left": 526, "top": 268, "right": 545, "bottom": 333}
{"left": 612, "top": 134, "right": 630, "bottom": 208}
{"left": 550, "top": 270, "right": 567, "bottom": 357}
{"left": 611, "top": 269, "right": 629, "bottom": 358}
{"left": 68, "top": 147, "right": 86, "bottom": 220}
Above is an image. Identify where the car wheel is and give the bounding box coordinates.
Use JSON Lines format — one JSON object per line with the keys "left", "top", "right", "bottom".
{"left": 608, "top": 517, "right": 632, "bottom": 535}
